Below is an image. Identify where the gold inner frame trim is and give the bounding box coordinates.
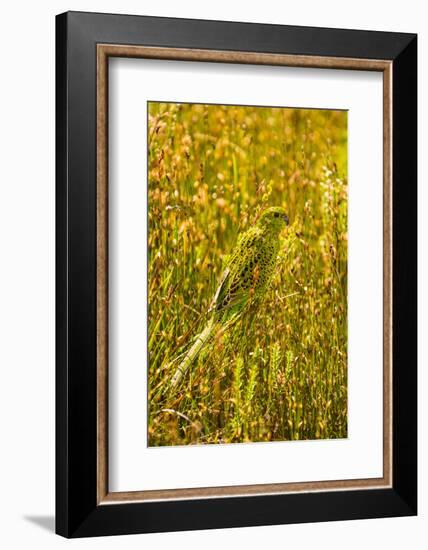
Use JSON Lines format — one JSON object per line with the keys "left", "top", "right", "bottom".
{"left": 96, "top": 43, "right": 393, "bottom": 505}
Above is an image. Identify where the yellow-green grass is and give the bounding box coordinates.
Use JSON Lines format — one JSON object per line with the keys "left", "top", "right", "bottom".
{"left": 147, "top": 102, "right": 348, "bottom": 446}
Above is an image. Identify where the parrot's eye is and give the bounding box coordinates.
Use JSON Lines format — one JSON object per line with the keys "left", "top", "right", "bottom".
{"left": 274, "top": 212, "right": 279, "bottom": 218}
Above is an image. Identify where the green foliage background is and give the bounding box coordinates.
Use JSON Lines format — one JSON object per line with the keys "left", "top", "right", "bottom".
{"left": 148, "top": 102, "right": 348, "bottom": 446}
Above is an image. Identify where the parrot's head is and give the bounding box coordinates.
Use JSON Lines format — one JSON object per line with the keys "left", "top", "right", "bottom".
{"left": 258, "top": 206, "right": 289, "bottom": 233}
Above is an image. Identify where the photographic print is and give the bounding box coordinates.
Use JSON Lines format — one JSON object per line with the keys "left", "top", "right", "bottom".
{"left": 147, "top": 101, "right": 348, "bottom": 447}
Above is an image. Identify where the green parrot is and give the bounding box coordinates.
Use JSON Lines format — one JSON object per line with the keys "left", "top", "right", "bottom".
{"left": 170, "top": 206, "right": 289, "bottom": 388}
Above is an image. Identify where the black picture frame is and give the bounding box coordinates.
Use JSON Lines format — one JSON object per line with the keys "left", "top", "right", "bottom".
{"left": 56, "top": 11, "right": 417, "bottom": 538}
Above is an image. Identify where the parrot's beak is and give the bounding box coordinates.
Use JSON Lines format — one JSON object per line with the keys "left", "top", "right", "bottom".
{"left": 283, "top": 214, "right": 289, "bottom": 225}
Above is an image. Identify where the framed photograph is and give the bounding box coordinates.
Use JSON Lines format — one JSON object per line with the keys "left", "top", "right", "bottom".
{"left": 56, "top": 11, "right": 417, "bottom": 537}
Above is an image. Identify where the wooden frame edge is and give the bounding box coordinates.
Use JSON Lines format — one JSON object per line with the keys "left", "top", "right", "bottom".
{"left": 96, "top": 43, "right": 393, "bottom": 504}
{"left": 383, "top": 62, "right": 393, "bottom": 488}
{"left": 97, "top": 45, "right": 109, "bottom": 503}
{"left": 98, "top": 44, "right": 391, "bottom": 71}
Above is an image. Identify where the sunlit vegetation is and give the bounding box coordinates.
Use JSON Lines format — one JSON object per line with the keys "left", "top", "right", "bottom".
{"left": 147, "top": 102, "right": 348, "bottom": 446}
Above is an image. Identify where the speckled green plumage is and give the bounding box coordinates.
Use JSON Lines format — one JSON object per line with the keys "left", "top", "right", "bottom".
{"left": 170, "top": 206, "right": 289, "bottom": 387}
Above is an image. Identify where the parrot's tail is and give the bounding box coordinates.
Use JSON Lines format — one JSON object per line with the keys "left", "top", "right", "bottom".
{"left": 170, "top": 318, "right": 217, "bottom": 388}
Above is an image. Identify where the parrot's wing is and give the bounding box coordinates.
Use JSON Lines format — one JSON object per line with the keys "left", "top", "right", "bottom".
{"left": 213, "top": 228, "right": 264, "bottom": 315}
{"left": 208, "top": 231, "right": 247, "bottom": 314}
{"left": 208, "top": 267, "right": 230, "bottom": 313}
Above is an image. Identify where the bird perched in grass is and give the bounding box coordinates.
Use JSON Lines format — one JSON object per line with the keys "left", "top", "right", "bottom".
{"left": 170, "top": 206, "right": 289, "bottom": 388}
